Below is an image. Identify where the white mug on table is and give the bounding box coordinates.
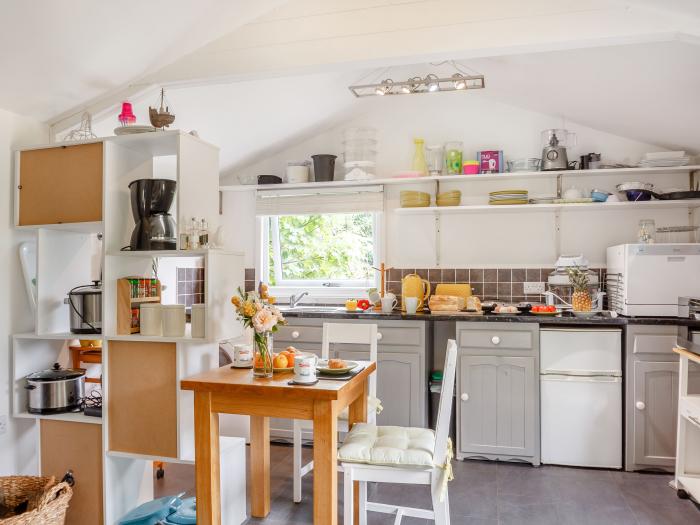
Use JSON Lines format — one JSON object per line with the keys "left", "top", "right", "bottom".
{"left": 405, "top": 296, "right": 419, "bottom": 314}
{"left": 381, "top": 296, "right": 398, "bottom": 313}
{"left": 294, "top": 354, "right": 318, "bottom": 383}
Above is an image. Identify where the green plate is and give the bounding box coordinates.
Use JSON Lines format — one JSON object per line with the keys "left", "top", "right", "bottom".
{"left": 317, "top": 360, "right": 359, "bottom": 375}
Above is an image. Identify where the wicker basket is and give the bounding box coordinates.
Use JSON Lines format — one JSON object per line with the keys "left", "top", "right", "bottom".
{"left": 0, "top": 476, "right": 72, "bottom": 525}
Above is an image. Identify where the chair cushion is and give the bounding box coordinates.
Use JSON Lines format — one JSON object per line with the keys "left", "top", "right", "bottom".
{"left": 337, "top": 423, "right": 435, "bottom": 468}
{"left": 338, "top": 396, "right": 383, "bottom": 421}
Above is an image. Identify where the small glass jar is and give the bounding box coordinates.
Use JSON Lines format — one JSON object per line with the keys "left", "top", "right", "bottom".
{"left": 426, "top": 145, "right": 444, "bottom": 176}
{"left": 445, "top": 142, "right": 463, "bottom": 175}
{"left": 638, "top": 219, "right": 656, "bottom": 244}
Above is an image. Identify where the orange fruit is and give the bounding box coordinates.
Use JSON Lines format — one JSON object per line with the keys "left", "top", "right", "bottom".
{"left": 281, "top": 351, "right": 295, "bottom": 366}
{"left": 273, "top": 353, "right": 288, "bottom": 369}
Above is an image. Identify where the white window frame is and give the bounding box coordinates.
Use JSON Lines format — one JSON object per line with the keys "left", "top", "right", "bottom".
{"left": 259, "top": 212, "right": 382, "bottom": 302}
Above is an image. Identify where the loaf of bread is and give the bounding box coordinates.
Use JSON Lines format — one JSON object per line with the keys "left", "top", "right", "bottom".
{"left": 428, "top": 295, "right": 466, "bottom": 311}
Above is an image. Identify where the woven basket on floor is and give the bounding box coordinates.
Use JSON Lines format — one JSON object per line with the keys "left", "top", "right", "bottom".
{"left": 0, "top": 476, "right": 72, "bottom": 525}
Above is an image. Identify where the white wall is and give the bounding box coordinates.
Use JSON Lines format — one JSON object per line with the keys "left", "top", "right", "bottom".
{"left": 0, "top": 107, "right": 49, "bottom": 475}
{"left": 221, "top": 93, "right": 690, "bottom": 272}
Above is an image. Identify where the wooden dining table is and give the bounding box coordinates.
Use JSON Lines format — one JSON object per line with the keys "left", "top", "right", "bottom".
{"left": 181, "top": 360, "right": 377, "bottom": 525}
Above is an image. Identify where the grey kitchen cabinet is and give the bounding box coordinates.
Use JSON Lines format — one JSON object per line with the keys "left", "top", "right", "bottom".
{"left": 332, "top": 348, "right": 421, "bottom": 427}
{"left": 626, "top": 325, "right": 700, "bottom": 471}
{"left": 456, "top": 322, "right": 540, "bottom": 465}
{"left": 270, "top": 317, "right": 430, "bottom": 440}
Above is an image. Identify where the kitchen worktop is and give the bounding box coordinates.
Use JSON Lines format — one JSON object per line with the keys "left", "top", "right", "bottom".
{"left": 281, "top": 308, "right": 700, "bottom": 327}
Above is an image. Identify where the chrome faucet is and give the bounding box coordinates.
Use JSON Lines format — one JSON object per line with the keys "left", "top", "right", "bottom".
{"left": 289, "top": 291, "right": 309, "bottom": 308}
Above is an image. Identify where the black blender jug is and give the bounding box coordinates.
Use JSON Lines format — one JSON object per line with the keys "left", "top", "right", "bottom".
{"left": 128, "top": 179, "right": 177, "bottom": 250}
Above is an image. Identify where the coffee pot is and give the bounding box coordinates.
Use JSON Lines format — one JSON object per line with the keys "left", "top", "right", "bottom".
{"left": 540, "top": 129, "right": 576, "bottom": 171}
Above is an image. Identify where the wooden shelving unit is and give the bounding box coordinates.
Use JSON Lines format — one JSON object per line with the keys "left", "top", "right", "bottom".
{"left": 12, "top": 131, "right": 246, "bottom": 525}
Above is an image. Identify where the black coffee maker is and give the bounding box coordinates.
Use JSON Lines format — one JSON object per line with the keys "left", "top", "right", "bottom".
{"left": 129, "top": 179, "right": 177, "bottom": 250}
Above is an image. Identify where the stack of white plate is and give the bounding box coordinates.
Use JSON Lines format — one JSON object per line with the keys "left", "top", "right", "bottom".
{"left": 639, "top": 151, "right": 689, "bottom": 167}
{"left": 489, "top": 190, "right": 528, "bottom": 205}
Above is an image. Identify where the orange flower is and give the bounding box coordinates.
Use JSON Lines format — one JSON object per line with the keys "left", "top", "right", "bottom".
{"left": 268, "top": 296, "right": 276, "bottom": 304}
{"left": 231, "top": 296, "right": 241, "bottom": 307}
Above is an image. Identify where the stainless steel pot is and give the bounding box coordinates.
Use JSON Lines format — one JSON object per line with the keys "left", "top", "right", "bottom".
{"left": 67, "top": 281, "right": 102, "bottom": 334}
{"left": 25, "top": 363, "right": 85, "bottom": 414}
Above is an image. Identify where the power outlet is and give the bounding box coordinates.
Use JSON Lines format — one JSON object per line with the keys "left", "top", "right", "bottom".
{"left": 0, "top": 415, "right": 7, "bottom": 436}
{"left": 524, "top": 282, "right": 546, "bottom": 294}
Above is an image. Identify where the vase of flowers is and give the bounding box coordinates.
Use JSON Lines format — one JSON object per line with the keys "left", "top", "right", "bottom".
{"left": 231, "top": 283, "right": 285, "bottom": 378}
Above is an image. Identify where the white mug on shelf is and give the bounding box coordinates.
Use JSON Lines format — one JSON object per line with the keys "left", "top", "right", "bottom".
{"left": 294, "top": 354, "right": 318, "bottom": 383}
{"left": 405, "top": 297, "right": 419, "bottom": 314}
{"left": 381, "top": 296, "right": 398, "bottom": 313}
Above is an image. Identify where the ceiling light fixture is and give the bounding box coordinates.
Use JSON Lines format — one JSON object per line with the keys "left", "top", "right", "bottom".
{"left": 425, "top": 74, "right": 440, "bottom": 93}
{"left": 452, "top": 73, "right": 467, "bottom": 90}
{"left": 348, "top": 65, "right": 485, "bottom": 98}
{"left": 374, "top": 79, "right": 394, "bottom": 96}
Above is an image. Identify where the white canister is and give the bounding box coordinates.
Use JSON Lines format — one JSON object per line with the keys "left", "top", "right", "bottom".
{"left": 191, "top": 304, "right": 206, "bottom": 338}
{"left": 140, "top": 303, "right": 162, "bottom": 336}
{"left": 162, "top": 304, "right": 186, "bottom": 337}
{"left": 286, "top": 161, "right": 310, "bottom": 183}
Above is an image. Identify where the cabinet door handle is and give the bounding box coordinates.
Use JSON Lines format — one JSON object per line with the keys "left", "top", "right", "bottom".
{"left": 461, "top": 393, "right": 469, "bottom": 402}
{"left": 635, "top": 401, "right": 645, "bottom": 410}
{"left": 291, "top": 331, "right": 300, "bottom": 339}
{"left": 491, "top": 336, "right": 501, "bottom": 345}
{"left": 377, "top": 332, "right": 383, "bottom": 341}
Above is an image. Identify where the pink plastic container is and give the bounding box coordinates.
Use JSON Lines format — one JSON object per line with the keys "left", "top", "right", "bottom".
{"left": 463, "top": 162, "right": 479, "bottom": 175}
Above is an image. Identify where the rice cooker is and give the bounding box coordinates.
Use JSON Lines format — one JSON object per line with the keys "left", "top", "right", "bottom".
{"left": 66, "top": 281, "right": 102, "bottom": 334}
{"left": 25, "top": 363, "right": 85, "bottom": 414}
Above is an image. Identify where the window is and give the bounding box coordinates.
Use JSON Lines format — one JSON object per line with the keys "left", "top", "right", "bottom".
{"left": 261, "top": 212, "right": 379, "bottom": 291}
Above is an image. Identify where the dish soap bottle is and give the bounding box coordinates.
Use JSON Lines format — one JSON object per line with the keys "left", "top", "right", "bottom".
{"left": 412, "top": 138, "right": 427, "bottom": 176}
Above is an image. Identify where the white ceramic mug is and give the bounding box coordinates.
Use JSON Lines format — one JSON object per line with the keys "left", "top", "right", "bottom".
{"left": 233, "top": 344, "right": 253, "bottom": 366}
{"left": 405, "top": 297, "right": 419, "bottom": 314}
{"left": 381, "top": 296, "right": 398, "bottom": 313}
{"left": 294, "top": 354, "right": 318, "bottom": 383}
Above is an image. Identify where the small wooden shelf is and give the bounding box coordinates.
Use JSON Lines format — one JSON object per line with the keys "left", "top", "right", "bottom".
{"left": 116, "top": 278, "right": 162, "bottom": 335}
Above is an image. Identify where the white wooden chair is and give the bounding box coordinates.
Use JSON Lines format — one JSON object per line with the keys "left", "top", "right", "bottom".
{"left": 339, "top": 339, "right": 457, "bottom": 525}
{"left": 292, "top": 322, "right": 379, "bottom": 503}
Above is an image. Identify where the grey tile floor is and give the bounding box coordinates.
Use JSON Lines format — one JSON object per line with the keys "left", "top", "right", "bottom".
{"left": 155, "top": 443, "right": 700, "bottom": 525}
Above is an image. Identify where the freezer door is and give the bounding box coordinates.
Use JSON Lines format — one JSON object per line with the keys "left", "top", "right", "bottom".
{"left": 540, "top": 375, "right": 622, "bottom": 468}
{"left": 626, "top": 244, "right": 700, "bottom": 307}
{"left": 540, "top": 329, "right": 622, "bottom": 374}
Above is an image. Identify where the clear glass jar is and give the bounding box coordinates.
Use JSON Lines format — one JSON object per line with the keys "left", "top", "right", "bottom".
{"left": 445, "top": 141, "right": 463, "bottom": 175}
{"left": 426, "top": 145, "right": 444, "bottom": 176}
{"left": 412, "top": 138, "right": 427, "bottom": 176}
{"left": 638, "top": 219, "right": 656, "bottom": 244}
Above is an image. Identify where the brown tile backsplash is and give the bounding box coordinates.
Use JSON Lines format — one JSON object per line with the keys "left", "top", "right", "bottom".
{"left": 177, "top": 266, "right": 205, "bottom": 307}
{"left": 383, "top": 267, "right": 606, "bottom": 304}
{"left": 245, "top": 266, "right": 606, "bottom": 305}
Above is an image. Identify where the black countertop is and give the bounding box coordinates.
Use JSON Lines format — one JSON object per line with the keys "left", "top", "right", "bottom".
{"left": 281, "top": 308, "right": 700, "bottom": 328}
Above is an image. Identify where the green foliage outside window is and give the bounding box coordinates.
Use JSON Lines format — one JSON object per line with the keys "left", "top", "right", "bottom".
{"left": 268, "top": 213, "right": 374, "bottom": 285}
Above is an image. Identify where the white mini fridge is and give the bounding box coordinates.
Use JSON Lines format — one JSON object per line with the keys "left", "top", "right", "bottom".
{"left": 540, "top": 329, "right": 623, "bottom": 468}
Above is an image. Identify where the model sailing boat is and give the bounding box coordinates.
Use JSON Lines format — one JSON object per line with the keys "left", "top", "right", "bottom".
{"left": 149, "top": 88, "right": 175, "bottom": 129}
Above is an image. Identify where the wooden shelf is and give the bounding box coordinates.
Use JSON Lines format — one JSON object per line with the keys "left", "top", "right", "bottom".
{"left": 220, "top": 165, "right": 700, "bottom": 193}
{"left": 130, "top": 297, "right": 161, "bottom": 304}
{"left": 394, "top": 199, "right": 700, "bottom": 215}
{"left": 106, "top": 248, "right": 241, "bottom": 257}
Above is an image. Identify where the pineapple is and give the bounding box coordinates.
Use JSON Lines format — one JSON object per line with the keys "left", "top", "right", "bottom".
{"left": 567, "top": 267, "right": 592, "bottom": 312}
